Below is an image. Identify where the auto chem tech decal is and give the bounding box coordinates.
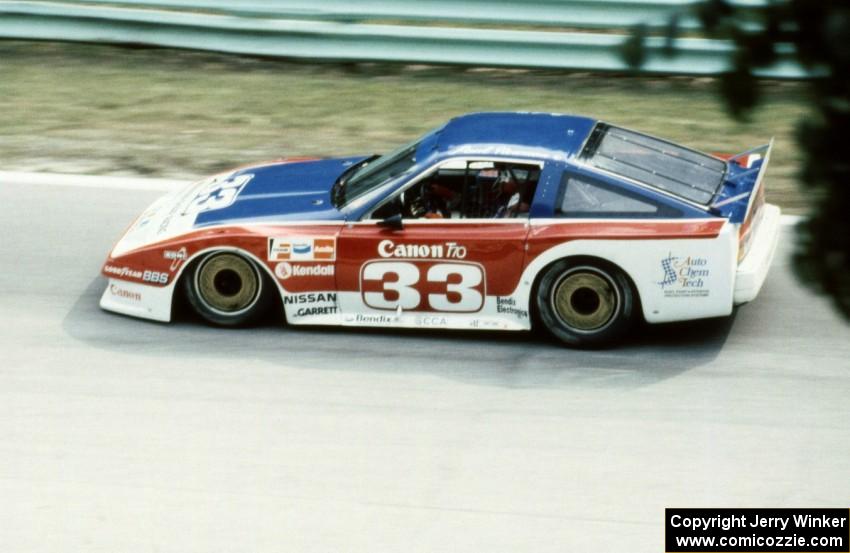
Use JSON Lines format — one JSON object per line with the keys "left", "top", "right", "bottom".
{"left": 268, "top": 236, "right": 336, "bottom": 262}
{"left": 657, "top": 253, "right": 711, "bottom": 298}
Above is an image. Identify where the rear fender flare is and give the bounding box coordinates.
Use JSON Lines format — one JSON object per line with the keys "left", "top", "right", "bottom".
{"left": 514, "top": 232, "right": 735, "bottom": 324}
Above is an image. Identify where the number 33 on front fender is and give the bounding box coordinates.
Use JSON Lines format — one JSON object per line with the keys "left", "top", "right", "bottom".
{"left": 359, "top": 261, "right": 485, "bottom": 313}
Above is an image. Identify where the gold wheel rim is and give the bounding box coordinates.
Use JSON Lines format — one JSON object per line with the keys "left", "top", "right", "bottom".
{"left": 552, "top": 270, "right": 618, "bottom": 331}
{"left": 196, "top": 254, "right": 259, "bottom": 314}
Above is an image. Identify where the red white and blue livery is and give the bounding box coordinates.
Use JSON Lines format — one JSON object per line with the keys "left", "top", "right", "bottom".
{"left": 101, "top": 112, "right": 781, "bottom": 346}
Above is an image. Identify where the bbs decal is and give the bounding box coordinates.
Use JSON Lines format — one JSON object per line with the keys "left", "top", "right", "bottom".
{"left": 142, "top": 270, "right": 169, "bottom": 284}
{"left": 359, "top": 261, "right": 485, "bottom": 313}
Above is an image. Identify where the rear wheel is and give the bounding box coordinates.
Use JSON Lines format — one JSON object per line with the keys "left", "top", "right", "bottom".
{"left": 536, "top": 260, "right": 634, "bottom": 347}
{"left": 185, "top": 251, "right": 272, "bottom": 326}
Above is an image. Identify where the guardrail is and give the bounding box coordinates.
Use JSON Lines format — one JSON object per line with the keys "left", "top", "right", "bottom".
{"left": 2, "top": 0, "right": 771, "bottom": 29}
{"left": 0, "top": 0, "right": 804, "bottom": 77}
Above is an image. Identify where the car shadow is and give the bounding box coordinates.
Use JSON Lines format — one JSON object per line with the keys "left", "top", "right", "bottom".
{"left": 64, "top": 278, "right": 734, "bottom": 390}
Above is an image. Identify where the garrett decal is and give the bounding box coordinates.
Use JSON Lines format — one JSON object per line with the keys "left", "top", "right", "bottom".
{"left": 658, "top": 253, "right": 710, "bottom": 298}
{"left": 109, "top": 284, "right": 141, "bottom": 302}
{"left": 284, "top": 292, "right": 338, "bottom": 317}
{"left": 275, "top": 262, "right": 334, "bottom": 280}
{"left": 377, "top": 240, "right": 467, "bottom": 259}
{"left": 269, "top": 236, "right": 336, "bottom": 262}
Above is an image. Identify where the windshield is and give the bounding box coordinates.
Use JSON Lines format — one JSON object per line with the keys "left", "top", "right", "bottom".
{"left": 334, "top": 138, "right": 420, "bottom": 207}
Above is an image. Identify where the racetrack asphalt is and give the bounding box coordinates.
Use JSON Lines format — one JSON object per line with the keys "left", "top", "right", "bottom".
{"left": 1, "top": 175, "right": 848, "bottom": 552}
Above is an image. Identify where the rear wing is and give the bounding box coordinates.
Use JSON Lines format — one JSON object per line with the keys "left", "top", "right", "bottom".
{"left": 710, "top": 139, "right": 773, "bottom": 222}
{"left": 711, "top": 139, "right": 774, "bottom": 261}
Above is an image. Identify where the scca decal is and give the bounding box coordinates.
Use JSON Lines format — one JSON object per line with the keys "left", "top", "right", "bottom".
{"left": 360, "top": 260, "right": 485, "bottom": 313}
{"left": 416, "top": 315, "right": 448, "bottom": 326}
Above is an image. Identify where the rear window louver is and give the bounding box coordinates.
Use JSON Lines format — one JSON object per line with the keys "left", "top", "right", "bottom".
{"left": 580, "top": 124, "right": 726, "bottom": 205}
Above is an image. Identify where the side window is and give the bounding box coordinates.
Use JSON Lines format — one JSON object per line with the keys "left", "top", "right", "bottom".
{"left": 381, "top": 160, "right": 541, "bottom": 220}
{"left": 557, "top": 175, "right": 677, "bottom": 217}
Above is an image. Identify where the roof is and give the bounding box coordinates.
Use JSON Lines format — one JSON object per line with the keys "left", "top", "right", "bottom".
{"left": 433, "top": 112, "right": 598, "bottom": 161}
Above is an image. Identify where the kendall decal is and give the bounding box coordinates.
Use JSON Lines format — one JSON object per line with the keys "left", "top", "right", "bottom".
{"left": 275, "top": 262, "right": 334, "bottom": 280}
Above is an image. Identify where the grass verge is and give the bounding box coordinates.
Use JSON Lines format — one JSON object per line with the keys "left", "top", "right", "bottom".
{"left": 0, "top": 41, "right": 810, "bottom": 212}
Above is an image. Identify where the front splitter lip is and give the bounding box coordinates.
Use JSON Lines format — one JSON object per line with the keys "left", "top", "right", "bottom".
{"left": 99, "top": 278, "right": 176, "bottom": 323}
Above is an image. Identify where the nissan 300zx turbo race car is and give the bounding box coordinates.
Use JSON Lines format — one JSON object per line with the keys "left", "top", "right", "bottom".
{"left": 101, "top": 112, "right": 781, "bottom": 347}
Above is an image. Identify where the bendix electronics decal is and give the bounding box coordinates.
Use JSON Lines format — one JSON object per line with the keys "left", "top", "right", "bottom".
{"left": 658, "top": 253, "right": 710, "bottom": 298}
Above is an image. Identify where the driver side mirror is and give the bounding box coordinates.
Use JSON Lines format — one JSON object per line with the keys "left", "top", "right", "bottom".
{"left": 378, "top": 212, "right": 404, "bottom": 230}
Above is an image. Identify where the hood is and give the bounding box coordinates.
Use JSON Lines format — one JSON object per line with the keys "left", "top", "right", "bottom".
{"left": 193, "top": 157, "right": 365, "bottom": 227}
{"left": 111, "top": 156, "right": 364, "bottom": 256}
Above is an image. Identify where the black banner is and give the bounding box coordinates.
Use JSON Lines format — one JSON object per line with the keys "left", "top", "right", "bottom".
{"left": 666, "top": 509, "right": 849, "bottom": 552}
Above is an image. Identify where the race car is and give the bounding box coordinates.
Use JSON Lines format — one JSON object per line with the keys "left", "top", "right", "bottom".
{"left": 100, "top": 112, "right": 781, "bottom": 347}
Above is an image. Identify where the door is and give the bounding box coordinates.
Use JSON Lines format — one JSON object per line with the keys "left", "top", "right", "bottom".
{"left": 335, "top": 158, "right": 542, "bottom": 328}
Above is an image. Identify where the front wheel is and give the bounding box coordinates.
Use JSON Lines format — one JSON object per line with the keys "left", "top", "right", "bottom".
{"left": 536, "top": 261, "right": 635, "bottom": 347}
{"left": 185, "top": 251, "right": 272, "bottom": 326}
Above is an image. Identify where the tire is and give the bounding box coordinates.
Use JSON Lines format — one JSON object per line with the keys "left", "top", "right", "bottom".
{"left": 536, "top": 260, "right": 635, "bottom": 347}
{"left": 184, "top": 251, "right": 272, "bottom": 327}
